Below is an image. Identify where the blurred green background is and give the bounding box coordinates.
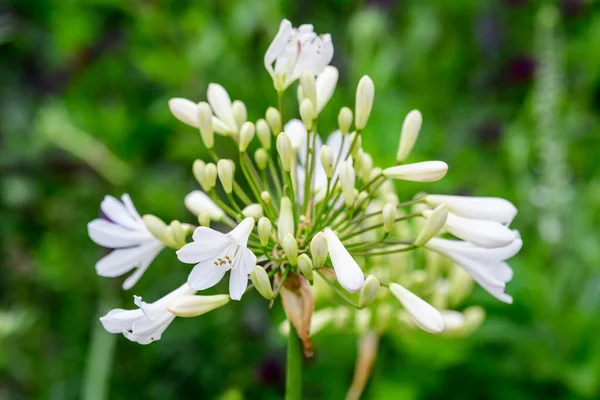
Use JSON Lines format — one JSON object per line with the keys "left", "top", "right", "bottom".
{"left": 1, "top": 0, "right": 600, "bottom": 399}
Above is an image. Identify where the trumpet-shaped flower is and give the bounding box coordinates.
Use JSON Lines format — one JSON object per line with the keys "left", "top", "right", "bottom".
{"left": 323, "top": 228, "right": 365, "bottom": 292}
{"left": 177, "top": 218, "right": 257, "bottom": 300}
{"left": 264, "top": 20, "right": 334, "bottom": 92}
{"left": 100, "top": 283, "right": 195, "bottom": 344}
{"left": 88, "top": 194, "right": 164, "bottom": 290}
{"left": 425, "top": 237, "right": 522, "bottom": 303}
{"left": 425, "top": 194, "right": 517, "bottom": 225}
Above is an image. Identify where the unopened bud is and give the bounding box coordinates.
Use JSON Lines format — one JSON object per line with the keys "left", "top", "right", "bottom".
{"left": 414, "top": 204, "right": 448, "bottom": 246}
{"left": 310, "top": 232, "right": 328, "bottom": 268}
{"left": 359, "top": 275, "right": 380, "bottom": 308}
{"left": 282, "top": 234, "right": 298, "bottom": 266}
{"left": 276, "top": 133, "right": 293, "bottom": 172}
{"left": 383, "top": 161, "right": 448, "bottom": 182}
{"left": 297, "top": 254, "right": 314, "bottom": 282}
{"left": 351, "top": 134, "right": 362, "bottom": 159}
{"left": 260, "top": 191, "right": 271, "bottom": 204}
{"left": 356, "top": 191, "right": 369, "bottom": 210}
{"left": 251, "top": 265, "right": 274, "bottom": 300}
{"left": 361, "top": 152, "right": 373, "bottom": 179}
{"left": 192, "top": 159, "right": 206, "bottom": 187}
{"left": 355, "top": 75, "right": 374, "bottom": 130}
{"left": 143, "top": 215, "right": 173, "bottom": 247}
{"left": 258, "top": 217, "right": 272, "bottom": 247}
{"left": 339, "top": 160, "right": 356, "bottom": 207}
{"left": 168, "top": 294, "right": 230, "bottom": 317}
{"left": 203, "top": 163, "right": 217, "bottom": 192}
{"left": 266, "top": 107, "right": 282, "bottom": 136}
{"left": 217, "top": 159, "right": 234, "bottom": 194}
{"left": 168, "top": 220, "right": 187, "bottom": 248}
{"left": 396, "top": 109, "right": 422, "bottom": 163}
{"left": 300, "top": 99, "right": 315, "bottom": 130}
{"left": 320, "top": 145, "right": 334, "bottom": 178}
{"left": 197, "top": 102, "right": 214, "bottom": 149}
{"left": 197, "top": 212, "right": 210, "bottom": 227}
{"left": 239, "top": 121, "right": 255, "bottom": 152}
{"left": 338, "top": 107, "right": 353, "bottom": 135}
{"left": 232, "top": 100, "right": 247, "bottom": 129}
{"left": 242, "top": 203, "right": 263, "bottom": 219}
{"left": 254, "top": 148, "right": 268, "bottom": 170}
{"left": 382, "top": 203, "right": 397, "bottom": 233}
{"left": 300, "top": 71, "right": 317, "bottom": 110}
{"left": 256, "top": 119, "right": 271, "bottom": 150}
{"left": 278, "top": 197, "right": 294, "bottom": 242}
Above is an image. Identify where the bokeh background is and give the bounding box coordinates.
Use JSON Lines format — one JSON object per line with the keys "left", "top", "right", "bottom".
{"left": 1, "top": 0, "right": 600, "bottom": 399}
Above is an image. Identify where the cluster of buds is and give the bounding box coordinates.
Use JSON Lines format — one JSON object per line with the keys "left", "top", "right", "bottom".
{"left": 88, "top": 18, "right": 521, "bottom": 363}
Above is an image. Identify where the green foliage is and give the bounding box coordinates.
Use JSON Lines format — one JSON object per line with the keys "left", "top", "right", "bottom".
{"left": 1, "top": 0, "right": 599, "bottom": 399}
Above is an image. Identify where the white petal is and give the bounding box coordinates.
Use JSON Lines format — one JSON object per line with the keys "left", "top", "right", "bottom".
{"left": 383, "top": 161, "right": 448, "bottom": 182}
{"left": 95, "top": 241, "right": 161, "bottom": 278}
{"left": 426, "top": 195, "right": 518, "bottom": 225}
{"left": 389, "top": 283, "right": 445, "bottom": 333}
{"left": 228, "top": 264, "right": 249, "bottom": 301}
{"left": 187, "top": 260, "right": 228, "bottom": 290}
{"left": 284, "top": 119, "right": 307, "bottom": 150}
{"left": 88, "top": 219, "right": 151, "bottom": 248}
{"left": 316, "top": 66, "right": 338, "bottom": 114}
{"left": 100, "top": 195, "right": 141, "bottom": 230}
{"left": 264, "top": 19, "right": 292, "bottom": 73}
{"left": 212, "top": 117, "right": 231, "bottom": 135}
{"left": 426, "top": 237, "right": 522, "bottom": 264}
{"left": 128, "top": 313, "right": 175, "bottom": 344}
{"left": 192, "top": 226, "right": 227, "bottom": 243}
{"left": 323, "top": 228, "right": 365, "bottom": 292}
{"left": 121, "top": 244, "right": 163, "bottom": 290}
{"left": 184, "top": 191, "right": 225, "bottom": 220}
{"left": 228, "top": 217, "right": 255, "bottom": 247}
{"left": 435, "top": 211, "right": 517, "bottom": 248}
{"left": 100, "top": 308, "right": 144, "bottom": 333}
{"left": 177, "top": 237, "right": 228, "bottom": 264}
{"left": 207, "top": 83, "right": 237, "bottom": 132}
{"left": 168, "top": 98, "right": 199, "bottom": 128}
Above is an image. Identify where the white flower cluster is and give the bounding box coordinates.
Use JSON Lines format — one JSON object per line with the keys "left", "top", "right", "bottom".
{"left": 88, "top": 19, "right": 521, "bottom": 346}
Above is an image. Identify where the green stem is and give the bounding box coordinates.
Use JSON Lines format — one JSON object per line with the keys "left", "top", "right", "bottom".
{"left": 285, "top": 324, "right": 302, "bottom": 400}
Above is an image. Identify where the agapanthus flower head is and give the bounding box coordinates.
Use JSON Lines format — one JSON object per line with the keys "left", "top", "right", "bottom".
{"left": 89, "top": 18, "right": 521, "bottom": 355}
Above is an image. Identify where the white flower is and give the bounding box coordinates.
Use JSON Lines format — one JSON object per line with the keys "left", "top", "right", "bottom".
{"left": 88, "top": 194, "right": 164, "bottom": 290}
{"left": 390, "top": 283, "right": 445, "bottom": 333}
{"left": 425, "top": 237, "right": 522, "bottom": 303}
{"left": 422, "top": 209, "right": 516, "bottom": 248}
{"left": 425, "top": 194, "right": 517, "bottom": 225}
{"left": 264, "top": 19, "right": 334, "bottom": 92}
{"left": 383, "top": 161, "right": 448, "bottom": 182}
{"left": 184, "top": 190, "right": 225, "bottom": 221}
{"left": 315, "top": 66, "right": 338, "bottom": 114}
{"left": 168, "top": 98, "right": 199, "bottom": 128}
{"left": 100, "top": 283, "right": 195, "bottom": 344}
{"left": 323, "top": 228, "right": 365, "bottom": 292}
{"left": 207, "top": 83, "right": 238, "bottom": 135}
{"left": 177, "top": 217, "right": 257, "bottom": 300}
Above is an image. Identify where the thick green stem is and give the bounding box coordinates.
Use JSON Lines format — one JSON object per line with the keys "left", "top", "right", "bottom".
{"left": 285, "top": 325, "right": 303, "bottom": 400}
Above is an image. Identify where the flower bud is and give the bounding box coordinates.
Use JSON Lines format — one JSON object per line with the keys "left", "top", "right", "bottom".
{"left": 251, "top": 265, "right": 274, "bottom": 300}
{"left": 168, "top": 294, "right": 230, "bottom": 317}
{"left": 258, "top": 217, "right": 272, "bottom": 247}
{"left": 260, "top": 191, "right": 271, "bottom": 204}
{"left": 197, "top": 212, "right": 210, "bottom": 227}
{"left": 256, "top": 118, "right": 271, "bottom": 150}
{"left": 217, "top": 159, "right": 234, "bottom": 194}
{"left": 168, "top": 220, "right": 187, "bottom": 249}
{"left": 338, "top": 107, "right": 353, "bottom": 135}
{"left": 266, "top": 106, "right": 282, "bottom": 136}
{"left": 382, "top": 203, "right": 397, "bottom": 233}
{"left": 143, "top": 214, "right": 172, "bottom": 246}
{"left": 355, "top": 75, "right": 374, "bottom": 130}
{"left": 192, "top": 159, "right": 206, "bottom": 186}
{"left": 383, "top": 161, "right": 448, "bottom": 182}
{"left": 184, "top": 190, "right": 224, "bottom": 220}
{"left": 361, "top": 152, "right": 373, "bottom": 179}
{"left": 396, "top": 109, "right": 422, "bottom": 163}
{"left": 300, "top": 70, "right": 317, "bottom": 106}
{"left": 351, "top": 133, "right": 362, "bottom": 159}
{"left": 389, "top": 283, "right": 445, "bottom": 334}
{"left": 297, "top": 254, "right": 314, "bottom": 282}
{"left": 197, "top": 102, "right": 214, "bottom": 149}
{"left": 320, "top": 145, "right": 334, "bottom": 178}
{"left": 300, "top": 99, "right": 315, "bottom": 130}
{"left": 359, "top": 275, "right": 380, "bottom": 308}
{"left": 204, "top": 163, "right": 218, "bottom": 192}
{"left": 339, "top": 160, "right": 356, "bottom": 207}
{"left": 310, "top": 232, "right": 328, "bottom": 268}
{"left": 282, "top": 234, "right": 298, "bottom": 266}
{"left": 239, "top": 121, "right": 255, "bottom": 152}
{"left": 276, "top": 133, "right": 293, "bottom": 172}
{"left": 414, "top": 204, "right": 448, "bottom": 246}
{"left": 232, "top": 100, "right": 247, "bottom": 130}
{"left": 278, "top": 197, "right": 294, "bottom": 242}
{"left": 242, "top": 203, "right": 264, "bottom": 219}
{"left": 356, "top": 191, "right": 369, "bottom": 210}
{"left": 254, "top": 148, "right": 268, "bottom": 170}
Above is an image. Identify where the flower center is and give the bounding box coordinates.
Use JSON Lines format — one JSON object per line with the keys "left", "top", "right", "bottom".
{"left": 212, "top": 241, "right": 243, "bottom": 270}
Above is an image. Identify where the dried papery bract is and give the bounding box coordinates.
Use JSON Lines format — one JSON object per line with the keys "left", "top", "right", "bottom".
{"left": 277, "top": 272, "right": 315, "bottom": 357}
